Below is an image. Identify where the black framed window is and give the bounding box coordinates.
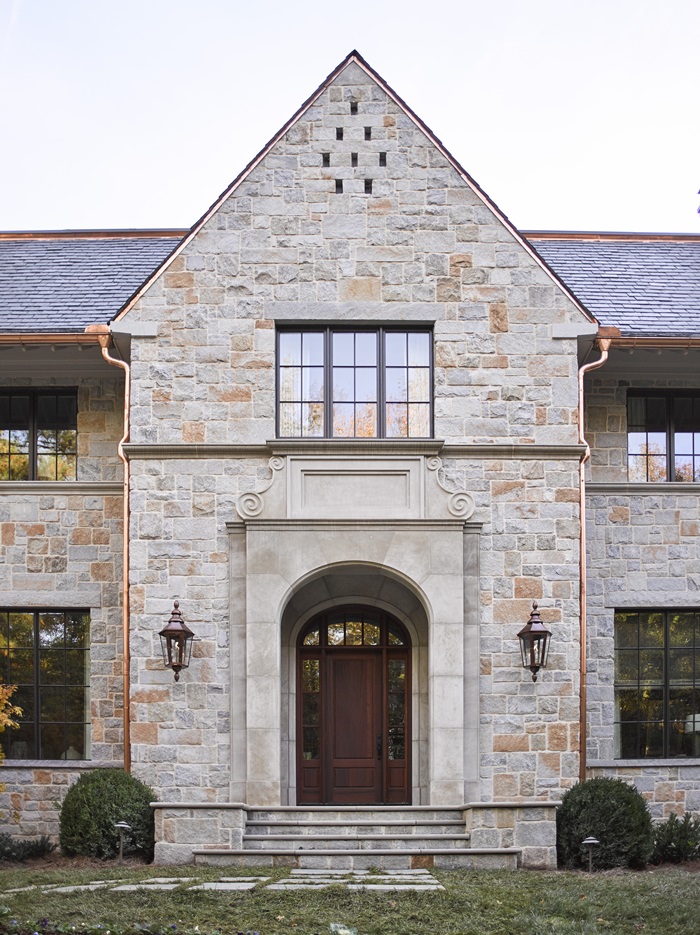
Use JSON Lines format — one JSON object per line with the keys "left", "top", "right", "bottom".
{"left": 628, "top": 392, "right": 700, "bottom": 482}
{"left": 0, "top": 610, "right": 90, "bottom": 760}
{"left": 0, "top": 390, "right": 78, "bottom": 481}
{"left": 615, "top": 609, "right": 700, "bottom": 758}
{"left": 277, "top": 328, "right": 432, "bottom": 438}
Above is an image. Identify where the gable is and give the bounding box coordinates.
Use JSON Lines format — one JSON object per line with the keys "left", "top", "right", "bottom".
{"left": 115, "top": 53, "right": 592, "bottom": 327}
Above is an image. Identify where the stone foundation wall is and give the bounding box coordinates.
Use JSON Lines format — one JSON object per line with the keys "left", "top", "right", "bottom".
{"left": 465, "top": 802, "right": 558, "bottom": 869}
{"left": 587, "top": 765, "right": 700, "bottom": 820}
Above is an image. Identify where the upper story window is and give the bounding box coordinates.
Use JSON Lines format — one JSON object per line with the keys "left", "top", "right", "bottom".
{"left": 615, "top": 609, "right": 700, "bottom": 758}
{"left": 627, "top": 392, "right": 700, "bottom": 482}
{"left": 0, "top": 390, "right": 77, "bottom": 481}
{"left": 0, "top": 609, "right": 90, "bottom": 760}
{"left": 277, "top": 328, "right": 432, "bottom": 439}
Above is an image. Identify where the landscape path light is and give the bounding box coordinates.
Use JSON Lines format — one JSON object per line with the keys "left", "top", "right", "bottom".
{"left": 582, "top": 835, "right": 600, "bottom": 872}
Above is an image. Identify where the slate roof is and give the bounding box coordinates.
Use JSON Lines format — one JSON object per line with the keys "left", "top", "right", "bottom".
{"left": 0, "top": 232, "right": 183, "bottom": 333}
{"left": 1, "top": 229, "right": 699, "bottom": 338}
{"left": 527, "top": 234, "right": 700, "bottom": 337}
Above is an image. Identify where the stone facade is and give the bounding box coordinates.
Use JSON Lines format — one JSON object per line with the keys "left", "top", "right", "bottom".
{"left": 118, "top": 59, "right": 587, "bottom": 813}
{"left": 0, "top": 373, "right": 125, "bottom": 836}
{"left": 584, "top": 369, "right": 700, "bottom": 815}
{"left": 1, "top": 55, "right": 698, "bottom": 859}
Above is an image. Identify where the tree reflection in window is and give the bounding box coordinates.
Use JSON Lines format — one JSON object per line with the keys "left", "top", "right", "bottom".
{"left": 0, "top": 610, "right": 90, "bottom": 760}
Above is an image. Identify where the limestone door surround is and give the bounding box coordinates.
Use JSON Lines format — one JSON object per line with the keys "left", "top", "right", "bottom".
{"left": 227, "top": 451, "right": 481, "bottom": 806}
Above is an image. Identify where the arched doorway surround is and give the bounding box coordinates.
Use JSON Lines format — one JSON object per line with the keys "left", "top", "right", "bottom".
{"left": 280, "top": 563, "right": 430, "bottom": 806}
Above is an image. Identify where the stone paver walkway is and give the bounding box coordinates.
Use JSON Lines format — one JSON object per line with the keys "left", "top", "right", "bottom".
{"left": 2, "top": 869, "right": 443, "bottom": 894}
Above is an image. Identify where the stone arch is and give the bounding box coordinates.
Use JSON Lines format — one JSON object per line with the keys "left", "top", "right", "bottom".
{"left": 279, "top": 561, "right": 430, "bottom": 805}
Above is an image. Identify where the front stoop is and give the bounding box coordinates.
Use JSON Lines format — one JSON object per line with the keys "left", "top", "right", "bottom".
{"left": 154, "top": 802, "right": 558, "bottom": 870}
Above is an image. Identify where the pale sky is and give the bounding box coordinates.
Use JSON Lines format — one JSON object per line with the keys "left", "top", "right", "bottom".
{"left": 1, "top": 0, "right": 698, "bottom": 234}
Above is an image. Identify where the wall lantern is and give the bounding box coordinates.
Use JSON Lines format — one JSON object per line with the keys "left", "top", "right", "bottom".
{"left": 159, "top": 600, "right": 195, "bottom": 681}
{"left": 517, "top": 601, "right": 551, "bottom": 682}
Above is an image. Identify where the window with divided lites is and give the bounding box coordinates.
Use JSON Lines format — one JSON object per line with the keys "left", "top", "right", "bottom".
{"left": 277, "top": 328, "right": 432, "bottom": 439}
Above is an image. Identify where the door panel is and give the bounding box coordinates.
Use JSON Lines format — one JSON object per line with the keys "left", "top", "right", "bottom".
{"left": 327, "top": 653, "right": 381, "bottom": 803}
{"left": 297, "top": 608, "right": 411, "bottom": 805}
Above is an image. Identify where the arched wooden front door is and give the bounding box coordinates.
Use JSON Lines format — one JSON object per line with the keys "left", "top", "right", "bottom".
{"left": 297, "top": 607, "right": 411, "bottom": 805}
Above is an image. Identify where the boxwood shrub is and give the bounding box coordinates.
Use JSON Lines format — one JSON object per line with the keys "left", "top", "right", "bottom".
{"left": 59, "top": 768, "right": 155, "bottom": 860}
{"left": 557, "top": 777, "right": 653, "bottom": 869}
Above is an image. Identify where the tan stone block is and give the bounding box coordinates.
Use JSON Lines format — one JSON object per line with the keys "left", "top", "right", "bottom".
{"left": 90, "top": 561, "right": 113, "bottom": 581}
{"left": 92, "top": 528, "right": 110, "bottom": 545}
{"left": 255, "top": 319, "right": 274, "bottom": 329}
{"left": 494, "top": 734, "right": 529, "bottom": 752}
{"left": 164, "top": 271, "right": 195, "bottom": 289}
{"left": 450, "top": 253, "right": 472, "bottom": 271}
{"left": 183, "top": 422, "right": 206, "bottom": 443}
{"left": 653, "top": 782, "right": 675, "bottom": 802}
{"left": 436, "top": 278, "right": 461, "bottom": 302}
{"left": 515, "top": 578, "right": 543, "bottom": 599}
{"left": 19, "top": 523, "right": 45, "bottom": 537}
{"left": 547, "top": 723, "right": 568, "bottom": 751}
{"left": 552, "top": 581, "right": 572, "bottom": 598}
{"left": 491, "top": 480, "right": 525, "bottom": 498}
{"left": 608, "top": 506, "right": 630, "bottom": 523}
{"left": 480, "top": 657, "right": 492, "bottom": 675}
{"left": 131, "top": 722, "right": 159, "bottom": 744}
{"left": 493, "top": 773, "right": 518, "bottom": 798}
{"left": 368, "top": 198, "right": 394, "bottom": 216}
{"left": 210, "top": 386, "right": 252, "bottom": 402}
{"left": 34, "top": 770, "right": 52, "bottom": 784}
{"left": 481, "top": 355, "right": 508, "bottom": 368}
{"left": 555, "top": 488, "right": 579, "bottom": 503}
{"left": 70, "top": 527, "right": 91, "bottom": 545}
{"left": 681, "top": 521, "right": 700, "bottom": 537}
{"left": 1, "top": 523, "right": 14, "bottom": 545}
{"left": 131, "top": 689, "right": 170, "bottom": 704}
{"left": 493, "top": 599, "right": 534, "bottom": 624}
{"left": 489, "top": 303, "right": 509, "bottom": 332}
{"left": 539, "top": 753, "right": 561, "bottom": 776}
{"left": 104, "top": 497, "right": 123, "bottom": 518}
{"left": 338, "top": 278, "right": 381, "bottom": 301}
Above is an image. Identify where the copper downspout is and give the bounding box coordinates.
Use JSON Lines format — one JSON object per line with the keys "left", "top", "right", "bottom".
{"left": 577, "top": 334, "right": 612, "bottom": 782}
{"left": 86, "top": 325, "right": 131, "bottom": 773}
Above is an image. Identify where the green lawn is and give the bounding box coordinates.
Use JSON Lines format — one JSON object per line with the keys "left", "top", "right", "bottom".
{"left": 0, "top": 865, "right": 699, "bottom": 935}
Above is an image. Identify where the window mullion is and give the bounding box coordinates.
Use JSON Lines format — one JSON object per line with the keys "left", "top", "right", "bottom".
{"left": 30, "top": 393, "right": 37, "bottom": 481}
{"left": 324, "top": 327, "right": 331, "bottom": 438}
{"left": 33, "top": 611, "right": 40, "bottom": 758}
{"left": 668, "top": 396, "right": 674, "bottom": 483}
{"left": 378, "top": 328, "right": 386, "bottom": 438}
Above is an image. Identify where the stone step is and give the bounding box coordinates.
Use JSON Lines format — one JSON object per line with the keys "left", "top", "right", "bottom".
{"left": 193, "top": 847, "right": 521, "bottom": 871}
{"left": 246, "top": 807, "right": 464, "bottom": 823}
{"left": 246, "top": 820, "right": 466, "bottom": 835}
{"left": 243, "top": 834, "right": 472, "bottom": 851}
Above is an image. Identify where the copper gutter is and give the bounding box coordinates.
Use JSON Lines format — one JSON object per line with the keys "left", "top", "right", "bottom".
{"left": 0, "top": 333, "right": 103, "bottom": 345}
{"left": 576, "top": 329, "right": 615, "bottom": 782}
{"left": 85, "top": 324, "right": 131, "bottom": 772}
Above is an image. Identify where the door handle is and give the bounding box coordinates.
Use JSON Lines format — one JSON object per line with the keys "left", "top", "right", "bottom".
{"left": 377, "top": 733, "right": 382, "bottom": 760}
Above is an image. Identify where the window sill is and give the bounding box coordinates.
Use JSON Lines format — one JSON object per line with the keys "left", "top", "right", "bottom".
{"left": 590, "top": 759, "right": 700, "bottom": 768}
{"left": 268, "top": 439, "right": 445, "bottom": 456}
{"left": 587, "top": 482, "right": 700, "bottom": 495}
{"left": 1, "top": 760, "right": 122, "bottom": 769}
{"left": 0, "top": 481, "right": 122, "bottom": 494}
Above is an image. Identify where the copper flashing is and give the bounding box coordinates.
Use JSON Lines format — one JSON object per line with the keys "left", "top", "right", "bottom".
{"left": 525, "top": 230, "right": 700, "bottom": 243}
{"left": 112, "top": 51, "right": 595, "bottom": 326}
{"left": 0, "top": 229, "right": 187, "bottom": 241}
{"left": 0, "top": 333, "right": 104, "bottom": 345}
